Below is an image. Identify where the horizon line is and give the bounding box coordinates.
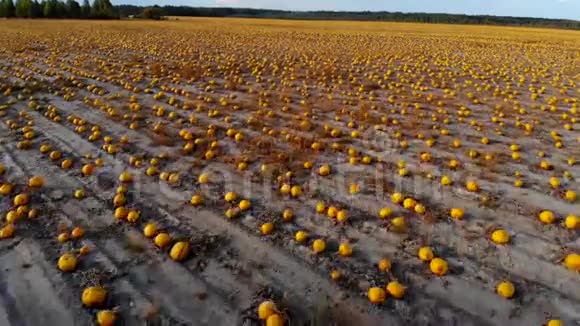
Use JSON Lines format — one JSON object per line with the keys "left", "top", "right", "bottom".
{"left": 114, "top": 4, "right": 580, "bottom": 22}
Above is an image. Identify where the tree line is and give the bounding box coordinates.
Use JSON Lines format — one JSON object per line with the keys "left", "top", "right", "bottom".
{"left": 116, "top": 5, "right": 580, "bottom": 30}
{"left": 2, "top": 2, "right": 579, "bottom": 30}
{"left": 0, "top": 0, "right": 115, "bottom": 18}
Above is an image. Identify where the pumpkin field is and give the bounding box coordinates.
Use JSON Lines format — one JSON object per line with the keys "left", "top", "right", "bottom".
{"left": 0, "top": 18, "right": 579, "bottom": 326}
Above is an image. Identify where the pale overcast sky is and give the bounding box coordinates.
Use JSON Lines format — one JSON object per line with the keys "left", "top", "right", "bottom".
{"left": 113, "top": 0, "right": 580, "bottom": 20}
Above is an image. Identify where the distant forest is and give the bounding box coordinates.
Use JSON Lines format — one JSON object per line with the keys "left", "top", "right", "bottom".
{"left": 0, "top": 0, "right": 116, "bottom": 19}
{"left": 2, "top": 1, "right": 579, "bottom": 30}
{"left": 116, "top": 5, "right": 580, "bottom": 30}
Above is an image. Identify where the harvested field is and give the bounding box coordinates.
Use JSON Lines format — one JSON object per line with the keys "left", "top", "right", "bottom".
{"left": 0, "top": 18, "right": 579, "bottom": 326}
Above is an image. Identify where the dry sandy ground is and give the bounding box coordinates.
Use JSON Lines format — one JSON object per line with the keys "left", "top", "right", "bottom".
{"left": 0, "top": 19, "right": 579, "bottom": 325}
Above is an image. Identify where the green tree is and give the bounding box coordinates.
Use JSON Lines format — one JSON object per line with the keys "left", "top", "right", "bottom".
{"left": 42, "top": 0, "right": 56, "bottom": 17}
{"left": 1, "top": 0, "right": 16, "bottom": 17}
{"left": 66, "top": 0, "right": 80, "bottom": 17}
{"left": 80, "top": 0, "right": 88, "bottom": 16}
{"left": 55, "top": 0, "right": 66, "bottom": 17}
{"left": 0, "top": 0, "right": 6, "bottom": 17}
{"left": 90, "top": 0, "right": 114, "bottom": 18}
{"left": 30, "top": 0, "right": 42, "bottom": 17}
{"left": 15, "top": 0, "right": 32, "bottom": 17}
{"left": 140, "top": 6, "right": 162, "bottom": 20}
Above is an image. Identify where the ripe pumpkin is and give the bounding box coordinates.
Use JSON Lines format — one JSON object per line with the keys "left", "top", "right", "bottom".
{"left": 154, "top": 232, "right": 171, "bottom": 248}
{"left": 418, "top": 246, "right": 434, "bottom": 262}
{"left": 224, "top": 191, "right": 237, "bottom": 202}
{"left": 113, "top": 194, "right": 126, "bottom": 207}
{"left": 0, "top": 224, "right": 15, "bottom": 239}
{"left": 71, "top": 227, "right": 84, "bottom": 239}
{"left": 169, "top": 241, "right": 190, "bottom": 261}
{"left": 414, "top": 204, "right": 426, "bottom": 214}
{"left": 496, "top": 281, "right": 515, "bottom": 299}
{"left": 74, "top": 189, "right": 85, "bottom": 199}
{"left": 57, "top": 253, "right": 78, "bottom": 272}
{"left": 146, "top": 167, "right": 158, "bottom": 176}
{"left": 378, "top": 258, "right": 391, "bottom": 272}
{"left": 258, "top": 300, "right": 278, "bottom": 320}
{"left": 198, "top": 173, "right": 209, "bottom": 184}
{"left": 465, "top": 181, "right": 479, "bottom": 192}
{"left": 450, "top": 208, "right": 464, "bottom": 220}
{"left": 127, "top": 210, "right": 140, "bottom": 223}
{"left": 391, "top": 192, "right": 404, "bottom": 204}
{"left": 61, "top": 159, "right": 73, "bottom": 169}
{"left": 336, "top": 210, "right": 348, "bottom": 222}
{"left": 14, "top": 193, "right": 29, "bottom": 206}
{"left": 28, "top": 175, "right": 44, "bottom": 188}
{"left": 281, "top": 209, "right": 293, "bottom": 222}
{"left": 430, "top": 257, "right": 449, "bottom": 276}
{"left": 327, "top": 206, "right": 338, "bottom": 218}
{"left": 295, "top": 231, "right": 308, "bottom": 243}
{"left": 564, "top": 190, "right": 577, "bottom": 202}
{"left": 143, "top": 223, "right": 158, "bottom": 238}
{"left": 16, "top": 205, "right": 28, "bottom": 216}
{"left": 403, "top": 198, "right": 416, "bottom": 210}
{"left": 0, "top": 183, "right": 13, "bottom": 195}
{"left": 386, "top": 281, "right": 405, "bottom": 299}
{"left": 330, "top": 270, "right": 341, "bottom": 280}
{"left": 225, "top": 207, "right": 240, "bottom": 219}
{"left": 312, "top": 239, "right": 326, "bottom": 253}
{"left": 81, "top": 164, "right": 95, "bottom": 176}
{"left": 564, "top": 214, "right": 578, "bottom": 229}
{"left": 378, "top": 207, "right": 392, "bottom": 219}
{"left": 27, "top": 208, "right": 39, "bottom": 219}
{"left": 391, "top": 216, "right": 406, "bottom": 230}
{"left": 338, "top": 243, "right": 352, "bottom": 257}
{"left": 6, "top": 210, "right": 19, "bottom": 223}
{"left": 96, "top": 310, "right": 117, "bottom": 326}
{"left": 261, "top": 222, "right": 274, "bottom": 235}
{"left": 114, "top": 206, "right": 128, "bottom": 219}
{"left": 266, "top": 314, "right": 285, "bottom": 326}
{"left": 290, "top": 185, "right": 302, "bottom": 197}
{"left": 549, "top": 177, "right": 560, "bottom": 188}
{"left": 81, "top": 286, "right": 107, "bottom": 308}
{"left": 119, "top": 171, "right": 133, "bottom": 183}
{"left": 79, "top": 246, "right": 91, "bottom": 256}
{"left": 539, "top": 210, "right": 555, "bottom": 224}
{"left": 57, "top": 232, "right": 69, "bottom": 243}
{"left": 491, "top": 229, "right": 510, "bottom": 244}
{"left": 49, "top": 151, "right": 61, "bottom": 161}
{"left": 315, "top": 201, "right": 326, "bottom": 213}
{"left": 318, "top": 164, "right": 331, "bottom": 176}
{"left": 239, "top": 199, "right": 251, "bottom": 211}
{"left": 367, "top": 287, "right": 386, "bottom": 304}
{"left": 564, "top": 253, "right": 580, "bottom": 271}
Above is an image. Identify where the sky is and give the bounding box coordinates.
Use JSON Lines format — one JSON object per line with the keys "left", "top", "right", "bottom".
{"left": 113, "top": 0, "right": 580, "bottom": 20}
